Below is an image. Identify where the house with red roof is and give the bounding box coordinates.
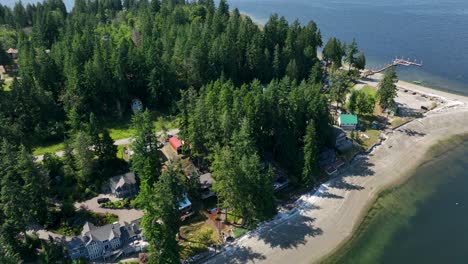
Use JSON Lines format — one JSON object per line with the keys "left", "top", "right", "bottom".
{"left": 169, "top": 136, "right": 183, "bottom": 154}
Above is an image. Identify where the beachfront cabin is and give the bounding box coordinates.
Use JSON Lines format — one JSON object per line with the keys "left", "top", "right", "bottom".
{"left": 339, "top": 114, "right": 358, "bottom": 130}
{"left": 169, "top": 136, "right": 183, "bottom": 154}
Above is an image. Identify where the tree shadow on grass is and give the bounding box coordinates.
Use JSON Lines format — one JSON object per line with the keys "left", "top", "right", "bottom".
{"left": 255, "top": 215, "right": 323, "bottom": 250}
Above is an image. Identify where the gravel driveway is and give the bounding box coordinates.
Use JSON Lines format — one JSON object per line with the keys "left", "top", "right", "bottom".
{"left": 74, "top": 194, "right": 143, "bottom": 223}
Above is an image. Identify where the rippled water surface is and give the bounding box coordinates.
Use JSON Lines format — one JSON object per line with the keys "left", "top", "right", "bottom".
{"left": 227, "top": 0, "right": 468, "bottom": 95}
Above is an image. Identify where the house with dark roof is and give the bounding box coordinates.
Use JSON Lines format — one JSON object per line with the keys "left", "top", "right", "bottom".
{"left": 6, "top": 48, "right": 18, "bottom": 59}
{"left": 109, "top": 172, "right": 138, "bottom": 198}
{"left": 333, "top": 126, "right": 353, "bottom": 152}
{"left": 1, "top": 63, "right": 18, "bottom": 75}
{"left": 67, "top": 220, "right": 142, "bottom": 261}
{"left": 199, "top": 173, "right": 215, "bottom": 199}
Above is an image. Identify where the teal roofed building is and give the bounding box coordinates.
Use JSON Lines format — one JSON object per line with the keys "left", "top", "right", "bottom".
{"left": 339, "top": 114, "right": 358, "bottom": 130}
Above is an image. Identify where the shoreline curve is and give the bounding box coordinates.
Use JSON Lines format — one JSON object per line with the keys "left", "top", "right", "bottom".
{"left": 204, "top": 83, "right": 468, "bottom": 264}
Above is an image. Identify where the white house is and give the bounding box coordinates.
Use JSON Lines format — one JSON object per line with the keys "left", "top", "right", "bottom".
{"left": 67, "top": 220, "right": 141, "bottom": 261}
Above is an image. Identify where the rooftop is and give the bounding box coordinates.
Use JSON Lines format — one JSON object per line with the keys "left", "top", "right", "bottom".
{"left": 169, "top": 136, "right": 183, "bottom": 150}
{"left": 69, "top": 220, "right": 141, "bottom": 250}
{"left": 110, "top": 172, "right": 137, "bottom": 191}
{"left": 333, "top": 126, "right": 347, "bottom": 138}
{"left": 199, "top": 173, "right": 214, "bottom": 189}
{"left": 6, "top": 48, "right": 17, "bottom": 54}
{"left": 340, "top": 114, "right": 358, "bottom": 125}
{"left": 179, "top": 194, "right": 192, "bottom": 211}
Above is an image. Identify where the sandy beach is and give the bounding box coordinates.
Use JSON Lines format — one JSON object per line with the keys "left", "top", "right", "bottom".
{"left": 205, "top": 79, "right": 468, "bottom": 264}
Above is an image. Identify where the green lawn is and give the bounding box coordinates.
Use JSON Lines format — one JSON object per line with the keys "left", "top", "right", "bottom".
{"left": 179, "top": 222, "right": 218, "bottom": 261}
{"left": 360, "top": 84, "right": 377, "bottom": 97}
{"left": 359, "top": 129, "right": 381, "bottom": 151}
{"left": 117, "top": 145, "right": 125, "bottom": 159}
{"left": 3, "top": 79, "right": 12, "bottom": 91}
{"left": 101, "top": 198, "right": 132, "bottom": 209}
{"left": 232, "top": 227, "right": 250, "bottom": 238}
{"left": 389, "top": 117, "right": 411, "bottom": 129}
{"left": 356, "top": 114, "right": 382, "bottom": 150}
{"left": 33, "top": 112, "right": 178, "bottom": 156}
{"left": 33, "top": 142, "right": 65, "bottom": 156}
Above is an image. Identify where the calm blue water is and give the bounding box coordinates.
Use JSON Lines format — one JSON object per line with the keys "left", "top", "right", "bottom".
{"left": 326, "top": 141, "right": 468, "bottom": 263}
{"left": 4, "top": 0, "right": 468, "bottom": 95}
{"left": 226, "top": 0, "right": 468, "bottom": 95}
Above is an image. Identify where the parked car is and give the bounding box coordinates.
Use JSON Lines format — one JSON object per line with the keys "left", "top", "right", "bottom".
{"left": 273, "top": 177, "right": 289, "bottom": 192}
{"left": 97, "top": 198, "right": 110, "bottom": 204}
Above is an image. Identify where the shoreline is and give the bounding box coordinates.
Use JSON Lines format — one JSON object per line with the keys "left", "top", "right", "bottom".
{"left": 205, "top": 82, "right": 468, "bottom": 264}
{"left": 320, "top": 133, "right": 468, "bottom": 263}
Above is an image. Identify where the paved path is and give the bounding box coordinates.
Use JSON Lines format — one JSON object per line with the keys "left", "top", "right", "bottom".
{"left": 74, "top": 194, "right": 144, "bottom": 223}
{"left": 27, "top": 224, "right": 73, "bottom": 242}
{"left": 34, "top": 128, "right": 179, "bottom": 162}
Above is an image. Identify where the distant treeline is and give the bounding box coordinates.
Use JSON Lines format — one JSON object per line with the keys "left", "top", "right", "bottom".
{"left": 0, "top": 0, "right": 324, "bottom": 148}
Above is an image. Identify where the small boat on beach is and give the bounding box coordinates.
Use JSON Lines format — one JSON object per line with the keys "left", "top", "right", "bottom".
{"left": 412, "top": 80, "right": 423, "bottom": 85}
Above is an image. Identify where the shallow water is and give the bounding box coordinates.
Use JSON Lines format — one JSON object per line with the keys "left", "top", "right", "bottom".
{"left": 325, "top": 140, "right": 468, "bottom": 263}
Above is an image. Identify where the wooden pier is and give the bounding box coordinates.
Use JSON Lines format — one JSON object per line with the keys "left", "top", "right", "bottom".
{"left": 361, "top": 58, "right": 422, "bottom": 78}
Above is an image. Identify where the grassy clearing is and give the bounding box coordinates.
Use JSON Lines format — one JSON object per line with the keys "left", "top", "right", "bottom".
{"left": 33, "top": 142, "right": 65, "bottom": 156}
{"left": 389, "top": 117, "right": 411, "bottom": 129}
{"left": 355, "top": 115, "right": 382, "bottom": 150}
{"left": 2, "top": 78, "right": 12, "bottom": 91}
{"left": 179, "top": 221, "right": 218, "bottom": 261}
{"left": 117, "top": 145, "right": 125, "bottom": 159}
{"left": 226, "top": 211, "right": 243, "bottom": 225}
{"left": 232, "top": 227, "right": 250, "bottom": 238}
{"left": 101, "top": 113, "right": 177, "bottom": 141}
{"left": 101, "top": 198, "right": 132, "bottom": 209}
{"left": 32, "top": 112, "right": 178, "bottom": 156}
{"left": 360, "top": 84, "right": 377, "bottom": 97}
{"left": 358, "top": 129, "right": 381, "bottom": 151}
